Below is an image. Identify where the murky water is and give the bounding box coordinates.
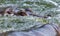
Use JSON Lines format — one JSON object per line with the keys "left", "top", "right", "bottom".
{"left": 0, "top": 0, "right": 60, "bottom": 36}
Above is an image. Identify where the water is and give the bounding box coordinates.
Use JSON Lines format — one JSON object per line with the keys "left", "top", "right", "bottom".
{"left": 0, "top": 0, "right": 60, "bottom": 35}
{"left": 2, "top": 0, "right": 59, "bottom": 16}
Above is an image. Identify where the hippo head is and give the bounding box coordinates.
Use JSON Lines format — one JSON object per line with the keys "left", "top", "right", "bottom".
{"left": 5, "top": 7, "right": 13, "bottom": 14}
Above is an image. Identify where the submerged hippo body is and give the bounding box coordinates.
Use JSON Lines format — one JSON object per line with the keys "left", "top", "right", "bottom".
{"left": 1, "top": 24, "right": 60, "bottom": 36}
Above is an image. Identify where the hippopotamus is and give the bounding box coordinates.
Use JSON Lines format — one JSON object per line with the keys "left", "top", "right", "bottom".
{"left": 4, "top": 7, "right": 14, "bottom": 16}
{"left": 14, "top": 9, "right": 27, "bottom": 16}
{"left": 25, "top": 8, "right": 33, "bottom": 16}
{"left": 25, "top": 8, "right": 43, "bottom": 18}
